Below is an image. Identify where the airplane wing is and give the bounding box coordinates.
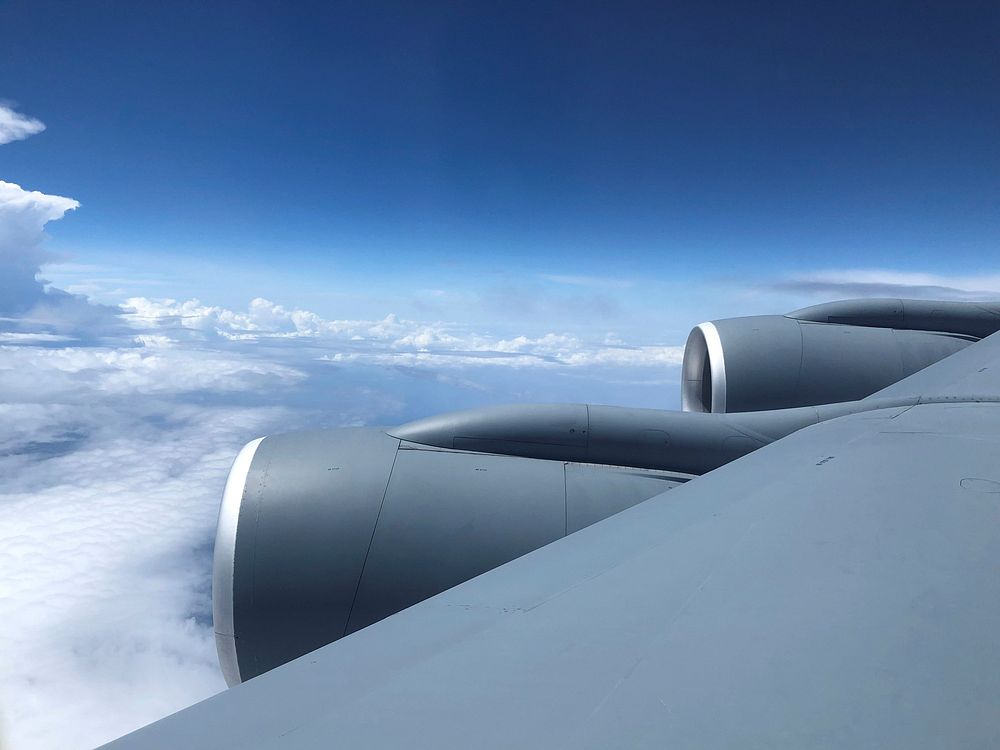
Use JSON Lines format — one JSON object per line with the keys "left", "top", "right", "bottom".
{"left": 102, "top": 330, "right": 1000, "bottom": 748}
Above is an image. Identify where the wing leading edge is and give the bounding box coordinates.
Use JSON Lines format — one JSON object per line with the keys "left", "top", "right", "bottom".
{"left": 103, "top": 334, "right": 1000, "bottom": 749}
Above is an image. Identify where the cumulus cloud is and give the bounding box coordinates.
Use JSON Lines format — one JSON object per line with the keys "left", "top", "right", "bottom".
{"left": 0, "top": 181, "right": 78, "bottom": 310}
{"left": 0, "top": 180, "right": 125, "bottom": 339}
{"left": 767, "top": 269, "right": 1000, "bottom": 301}
{"left": 0, "top": 104, "right": 46, "bottom": 145}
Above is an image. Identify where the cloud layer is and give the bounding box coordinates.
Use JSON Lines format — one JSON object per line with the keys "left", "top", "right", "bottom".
{"left": 122, "top": 296, "right": 684, "bottom": 370}
{"left": 0, "top": 295, "right": 312, "bottom": 749}
{"left": 0, "top": 398, "right": 294, "bottom": 749}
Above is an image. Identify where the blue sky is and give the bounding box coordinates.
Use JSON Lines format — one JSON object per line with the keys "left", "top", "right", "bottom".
{"left": 2, "top": 0, "right": 998, "bottom": 323}
{"left": 1, "top": 3, "right": 1000, "bottom": 748}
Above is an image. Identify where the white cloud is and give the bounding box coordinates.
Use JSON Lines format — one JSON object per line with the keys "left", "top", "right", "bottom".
{"left": 124, "top": 296, "right": 390, "bottom": 338}
{"left": 122, "top": 296, "right": 683, "bottom": 370}
{"left": 0, "top": 180, "right": 78, "bottom": 270}
{"left": 0, "top": 104, "right": 46, "bottom": 145}
{"left": 0, "top": 181, "right": 123, "bottom": 340}
{"left": 0, "top": 342, "right": 305, "bottom": 403}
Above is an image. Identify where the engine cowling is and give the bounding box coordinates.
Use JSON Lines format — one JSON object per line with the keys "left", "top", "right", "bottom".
{"left": 213, "top": 427, "right": 686, "bottom": 685}
{"left": 681, "top": 314, "right": 972, "bottom": 413}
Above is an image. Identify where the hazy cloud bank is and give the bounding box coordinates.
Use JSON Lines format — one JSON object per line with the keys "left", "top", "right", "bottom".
{"left": 766, "top": 269, "right": 1000, "bottom": 301}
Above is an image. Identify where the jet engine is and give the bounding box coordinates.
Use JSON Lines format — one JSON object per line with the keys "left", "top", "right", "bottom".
{"left": 213, "top": 424, "right": 689, "bottom": 685}
{"left": 681, "top": 300, "right": 980, "bottom": 413}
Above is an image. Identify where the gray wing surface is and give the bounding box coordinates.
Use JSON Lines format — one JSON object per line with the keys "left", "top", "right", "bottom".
{"left": 103, "top": 335, "right": 1000, "bottom": 749}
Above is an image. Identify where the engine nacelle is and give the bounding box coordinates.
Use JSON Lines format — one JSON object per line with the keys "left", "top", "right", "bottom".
{"left": 681, "top": 314, "right": 971, "bottom": 413}
{"left": 213, "top": 427, "right": 686, "bottom": 685}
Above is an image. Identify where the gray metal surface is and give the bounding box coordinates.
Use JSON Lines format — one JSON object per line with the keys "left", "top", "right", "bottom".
{"left": 390, "top": 402, "right": 590, "bottom": 461}
{"left": 103, "top": 332, "right": 1000, "bottom": 749}
{"left": 390, "top": 398, "right": 947, "bottom": 474}
{"left": 391, "top": 401, "right": 812, "bottom": 473}
{"left": 565, "top": 463, "right": 684, "bottom": 534}
{"left": 345, "top": 446, "right": 566, "bottom": 635}
{"left": 226, "top": 429, "right": 401, "bottom": 682}
{"left": 870, "top": 325, "right": 1000, "bottom": 401}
